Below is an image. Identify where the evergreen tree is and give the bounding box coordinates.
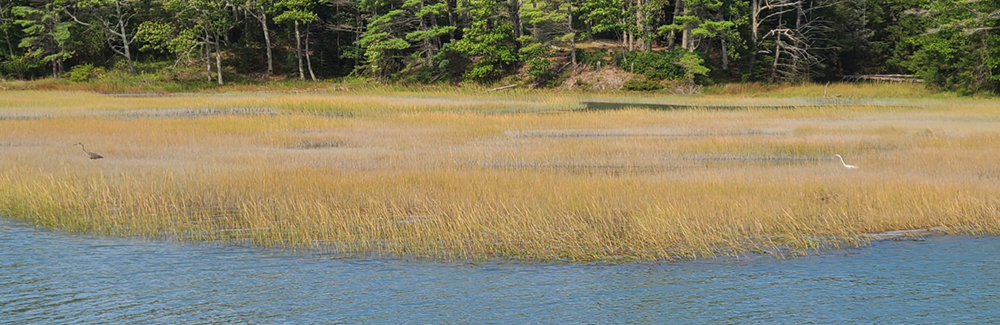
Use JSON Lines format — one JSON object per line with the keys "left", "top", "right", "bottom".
{"left": 905, "top": 0, "right": 999, "bottom": 93}
{"left": 454, "top": 0, "right": 518, "bottom": 81}
{"left": 13, "top": 0, "right": 73, "bottom": 78}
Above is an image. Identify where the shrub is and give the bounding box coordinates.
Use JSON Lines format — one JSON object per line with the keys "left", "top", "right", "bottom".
{"left": 623, "top": 77, "right": 662, "bottom": 91}
{"left": 0, "top": 54, "right": 42, "bottom": 79}
{"left": 68, "top": 64, "right": 96, "bottom": 82}
{"left": 575, "top": 49, "right": 605, "bottom": 69}
{"left": 616, "top": 49, "right": 686, "bottom": 80}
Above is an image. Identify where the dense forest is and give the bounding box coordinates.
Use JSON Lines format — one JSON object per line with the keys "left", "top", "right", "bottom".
{"left": 0, "top": 0, "right": 997, "bottom": 93}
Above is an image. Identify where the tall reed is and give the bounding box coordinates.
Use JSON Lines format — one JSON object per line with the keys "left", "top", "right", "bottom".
{"left": 1, "top": 90, "right": 998, "bottom": 261}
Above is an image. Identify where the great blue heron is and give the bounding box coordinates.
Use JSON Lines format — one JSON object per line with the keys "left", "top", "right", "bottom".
{"left": 834, "top": 154, "right": 858, "bottom": 169}
{"left": 74, "top": 142, "right": 104, "bottom": 159}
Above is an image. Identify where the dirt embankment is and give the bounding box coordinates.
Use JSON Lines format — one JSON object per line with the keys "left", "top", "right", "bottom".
{"left": 560, "top": 66, "right": 636, "bottom": 91}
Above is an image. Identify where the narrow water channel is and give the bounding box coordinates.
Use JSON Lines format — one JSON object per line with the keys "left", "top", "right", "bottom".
{"left": 2, "top": 218, "right": 998, "bottom": 323}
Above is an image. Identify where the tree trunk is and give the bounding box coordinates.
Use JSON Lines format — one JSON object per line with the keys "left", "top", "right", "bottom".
{"left": 355, "top": 11, "right": 363, "bottom": 67}
{"left": 294, "top": 21, "right": 305, "bottom": 80}
{"left": 508, "top": 0, "right": 522, "bottom": 49}
{"left": 681, "top": 23, "right": 688, "bottom": 50}
{"left": 636, "top": 0, "right": 644, "bottom": 51}
{"left": 796, "top": 1, "right": 802, "bottom": 30}
{"left": 419, "top": 1, "right": 433, "bottom": 62}
{"left": 4, "top": 30, "right": 13, "bottom": 57}
{"left": 52, "top": 61, "right": 58, "bottom": 79}
{"left": 532, "top": 0, "right": 539, "bottom": 38}
{"left": 516, "top": 0, "right": 523, "bottom": 38}
{"left": 215, "top": 32, "right": 224, "bottom": 85}
{"left": 771, "top": 40, "right": 780, "bottom": 82}
{"left": 646, "top": 0, "right": 652, "bottom": 50}
{"left": 259, "top": 6, "right": 273, "bottom": 78}
{"left": 673, "top": 0, "right": 685, "bottom": 49}
{"left": 447, "top": 0, "right": 457, "bottom": 39}
{"left": 305, "top": 24, "right": 316, "bottom": 81}
{"left": 792, "top": 2, "right": 802, "bottom": 72}
{"left": 721, "top": 33, "right": 729, "bottom": 71}
{"left": 429, "top": 10, "right": 441, "bottom": 57}
{"left": 205, "top": 31, "right": 212, "bottom": 82}
{"left": 717, "top": 12, "right": 728, "bottom": 71}
{"left": 645, "top": 0, "right": 652, "bottom": 51}
{"left": 748, "top": 0, "right": 759, "bottom": 79}
{"left": 568, "top": 4, "right": 576, "bottom": 67}
{"left": 115, "top": 0, "right": 135, "bottom": 75}
{"left": 461, "top": 0, "right": 470, "bottom": 29}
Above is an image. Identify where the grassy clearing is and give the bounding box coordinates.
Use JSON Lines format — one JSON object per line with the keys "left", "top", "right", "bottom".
{"left": 1, "top": 88, "right": 998, "bottom": 261}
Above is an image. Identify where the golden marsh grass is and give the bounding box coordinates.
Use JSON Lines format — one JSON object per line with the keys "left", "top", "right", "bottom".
{"left": 1, "top": 88, "right": 999, "bottom": 261}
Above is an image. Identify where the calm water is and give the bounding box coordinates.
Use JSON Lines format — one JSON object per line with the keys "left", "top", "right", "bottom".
{"left": 2, "top": 218, "right": 999, "bottom": 324}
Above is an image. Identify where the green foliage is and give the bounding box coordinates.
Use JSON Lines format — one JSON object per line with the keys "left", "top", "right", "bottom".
{"left": 583, "top": 0, "right": 626, "bottom": 36}
{"left": 905, "top": 0, "right": 999, "bottom": 93}
{"left": 67, "top": 0, "right": 143, "bottom": 68}
{"left": 617, "top": 49, "right": 686, "bottom": 80}
{"left": 357, "top": 0, "right": 454, "bottom": 81}
{"left": 158, "top": 0, "right": 233, "bottom": 55}
{"left": 428, "top": 42, "right": 468, "bottom": 82}
{"left": 454, "top": 0, "right": 519, "bottom": 82}
{"left": 402, "top": 0, "right": 455, "bottom": 67}
{"left": 0, "top": 0, "right": 991, "bottom": 95}
{"left": 68, "top": 63, "right": 95, "bottom": 82}
{"left": 872, "top": 0, "right": 929, "bottom": 72}
{"left": 678, "top": 52, "right": 709, "bottom": 82}
{"left": 135, "top": 21, "right": 175, "bottom": 52}
{"left": 518, "top": 36, "right": 556, "bottom": 83}
{"left": 0, "top": 54, "right": 42, "bottom": 78}
{"left": 828, "top": 0, "right": 927, "bottom": 75}
{"left": 575, "top": 49, "right": 604, "bottom": 68}
{"left": 518, "top": 44, "right": 577, "bottom": 88}
{"left": 155, "top": 0, "right": 235, "bottom": 82}
{"left": 13, "top": 3, "right": 74, "bottom": 68}
{"left": 623, "top": 77, "right": 661, "bottom": 91}
{"left": 273, "top": 0, "right": 319, "bottom": 24}
{"left": 358, "top": 7, "right": 410, "bottom": 80}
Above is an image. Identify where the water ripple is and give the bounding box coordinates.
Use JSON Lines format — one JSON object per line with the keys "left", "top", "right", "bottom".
{"left": 2, "top": 218, "right": 1000, "bottom": 323}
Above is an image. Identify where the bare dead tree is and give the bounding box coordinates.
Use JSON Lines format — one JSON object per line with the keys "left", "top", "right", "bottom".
{"left": 64, "top": 0, "right": 138, "bottom": 74}
{"left": 751, "top": 0, "right": 797, "bottom": 42}
{"left": 755, "top": 0, "right": 838, "bottom": 82}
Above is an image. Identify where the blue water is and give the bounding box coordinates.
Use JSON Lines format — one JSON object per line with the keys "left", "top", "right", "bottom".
{"left": 2, "top": 217, "right": 999, "bottom": 324}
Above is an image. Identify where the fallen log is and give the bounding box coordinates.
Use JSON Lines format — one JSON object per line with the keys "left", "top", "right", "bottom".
{"left": 486, "top": 84, "right": 518, "bottom": 92}
{"left": 842, "top": 74, "right": 924, "bottom": 83}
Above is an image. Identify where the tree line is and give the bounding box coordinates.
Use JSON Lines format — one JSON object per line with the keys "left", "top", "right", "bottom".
{"left": 0, "top": 0, "right": 997, "bottom": 93}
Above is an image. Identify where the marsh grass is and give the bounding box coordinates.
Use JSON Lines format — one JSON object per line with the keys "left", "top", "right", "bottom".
{"left": 1, "top": 89, "right": 999, "bottom": 261}
{"left": 0, "top": 91, "right": 580, "bottom": 118}
{"left": 700, "top": 82, "right": 964, "bottom": 99}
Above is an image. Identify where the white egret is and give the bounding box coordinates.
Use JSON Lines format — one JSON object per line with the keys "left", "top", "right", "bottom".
{"left": 834, "top": 154, "right": 858, "bottom": 169}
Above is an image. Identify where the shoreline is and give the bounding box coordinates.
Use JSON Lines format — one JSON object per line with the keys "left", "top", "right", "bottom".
{"left": 0, "top": 216, "right": 983, "bottom": 263}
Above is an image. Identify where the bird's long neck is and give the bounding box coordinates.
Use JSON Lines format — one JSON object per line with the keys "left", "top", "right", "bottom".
{"left": 79, "top": 144, "right": 88, "bottom": 154}
{"left": 837, "top": 156, "right": 847, "bottom": 166}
